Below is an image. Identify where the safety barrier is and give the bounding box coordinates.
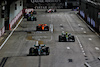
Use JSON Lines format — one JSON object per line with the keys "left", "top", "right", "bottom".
{"left": 9, "top": 10, "right": 23, "bottom": 30}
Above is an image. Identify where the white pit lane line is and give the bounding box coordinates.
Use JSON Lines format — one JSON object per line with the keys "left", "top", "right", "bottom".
{"left": 0, "top": 17, "right": 24, "bottom": 49}
{"left": 65, "top": 15, "right": 86, "bottom": 56}
{"left": 76, "top": 36, "right": 86, "bottom": 56}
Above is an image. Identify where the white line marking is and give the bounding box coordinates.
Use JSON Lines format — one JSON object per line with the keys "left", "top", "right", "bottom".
{"left": 61, "top": 28, "right": 64, "bottom": 29}
{"left": 78, "top": 24, "right": 81, "bottom": 27}
{"left": 76, "top": 36, "right": 85, "bottom": 56}
{"left": 84, "top": 62, "right": 91, "bottom": 67}
{"left": 89, "top": 38, "right": 92, "bottom": 41}
{"left": 82, "top": 51, "right": 85, "bottom": 53}
{"left": 80, "top": 45, "right": 82, "bottom": 48}
{"left": 83, "top": 53, "right": 86, "bottom": 55}
{"left": 0, "top": 17, "right": 24, "bottom": 49}
{"left": 81, "top": 28, "right": 84, "bottom": 30}
{"left": 83, "top": 31, "right": 86, "bottom": 33}
{"left": 95, "top": 47, "right": 100, "bottom": 50}
{"left": 67, "top": 47, "right": 70, "bottom": 50}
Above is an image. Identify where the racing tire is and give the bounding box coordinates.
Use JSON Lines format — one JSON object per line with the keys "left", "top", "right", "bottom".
{"left": 45, "top": 10, "right": 47, "bottom": 13}
{"left": 54, "top": 10, "right": 57, "bottom": 12}
{"left": 59, "top": 35, "right": 66, "bottom": 42}
{"left": 72, "top": 36, "right": 75, "bottom": 42}
{"left": 46, "top": 47, "right": 50, "bottom": 55}
{"left": 29, "top": 48, "right": 34, "bottom": 55}
{"left": 59, "top": 36, "right": 62, "bottom": 42}
{"left": 36, "top": 26, "right": 41, "bottom": 31}
{"left": 45, "top": 26, "right": 49, "bottom": 31}
{"left": 36, "top": 26, "right": 39, "bottom": 31}
{"left": 35, "top": 18, "right": 37, "bottom": 21}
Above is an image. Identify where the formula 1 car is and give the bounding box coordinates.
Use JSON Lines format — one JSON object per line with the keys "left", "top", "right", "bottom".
{"left": 24, "top": 11, "right": 37, "bottom": 18}
{"left": 36, "top": 24, "right": 49, "bottom": 31}
{"left": 29, "top": 44, "right": 50, "bottom": 56}
{"left": 32, "top": 11, "right": 37, "bottom": 14}
{"left": 29, "top": 11, "right": 37, "bottom": 15}
{"left": 45, "top": 9, "right": 56, "bottom": 13}
{"left": 59, "top": 33, "right": 75, "bottom": 42}
{"left": 27, "top": 15, "right": 37, "bottom": 21}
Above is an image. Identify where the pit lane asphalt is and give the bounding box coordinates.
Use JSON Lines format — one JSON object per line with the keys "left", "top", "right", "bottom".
{"left": 0, "top": 10, "right": 100, "bottom": 67}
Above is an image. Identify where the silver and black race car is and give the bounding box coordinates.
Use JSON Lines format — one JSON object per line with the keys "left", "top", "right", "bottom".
{"left": 59, "top": 33, "right": 75, "bottom": 42}
{"left": 29, "top": 44, "right": 50, "bottom": 56}
{"left": 27, "top": 15, "right": 37, "bottom": 21}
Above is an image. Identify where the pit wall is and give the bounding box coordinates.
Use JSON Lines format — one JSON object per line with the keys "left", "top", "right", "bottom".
{"left": 79, "top": 0, "right": 100, "bottom": 33}
{"left": 0, "top": 7, "right": 5, "bottom": 37}
{"left": 9, "top": 0, "right": 23, "bottom": 30}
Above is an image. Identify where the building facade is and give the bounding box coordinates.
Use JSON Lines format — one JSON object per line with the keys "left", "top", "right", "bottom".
{"left": 25, "top": 0, "right": 79, "bottom": 9}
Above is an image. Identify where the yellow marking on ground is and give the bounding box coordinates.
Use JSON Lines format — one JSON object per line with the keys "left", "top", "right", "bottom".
{"left": 38, "top": 41, "right": 44, "bottom": 44}
{"left": 27, "top": 36, "right": 34, "bottom": 40}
